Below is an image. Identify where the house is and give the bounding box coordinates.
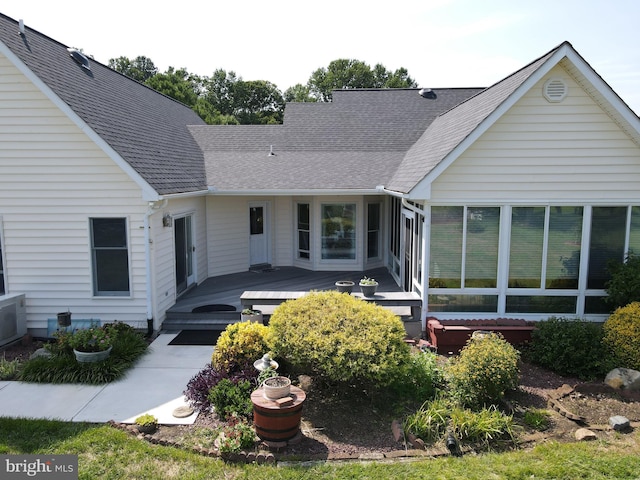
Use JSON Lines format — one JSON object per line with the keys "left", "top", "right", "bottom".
{"left": 1, "top": 13, "right": 640, "bottom": 341}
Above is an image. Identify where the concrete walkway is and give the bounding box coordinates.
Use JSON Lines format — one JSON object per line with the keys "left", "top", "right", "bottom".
{"left": 0, "top": 334, "right": 212, "bottom": 425}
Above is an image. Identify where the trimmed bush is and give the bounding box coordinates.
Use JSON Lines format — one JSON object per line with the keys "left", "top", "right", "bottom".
{"left": 446, "top": 333, "right": 519, "bottom": 409}
{"left": 183, "top": 363, "right": 256, "bottom": 413}
{"left": 211, "top": 321, "right": 270, "bottom": 373}
{"left": 525, "top": 316, "right": 613, "bottom": 379}
{"left": 603, "top": 302, "right": 640, "bottom": 370}
{"left": 267, "top": 290, "right": 410, "bottom": 389}
{"left": 207, "top": 378, "right": 254, "bottom": 420}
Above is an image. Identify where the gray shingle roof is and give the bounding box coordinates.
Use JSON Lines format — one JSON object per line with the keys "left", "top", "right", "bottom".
{"left": 386, "top": 46, "right": 560, "bottom": 193}
{"left": 0, "top": 13, "right": 207, "bottom": 196}
{"left": 191, "top": 88, "right": 483, "bottom": 191}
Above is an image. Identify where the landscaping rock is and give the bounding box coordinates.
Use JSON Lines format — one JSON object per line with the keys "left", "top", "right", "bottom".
{"left": 609, "top": 415, "right": 631, "bottom": 431}
{"left": 604, "top": 368, "right": 640, "bottom": 391}
{"left": 29, "top": 348, "right": 52, "bottom": 360}
{"left": 575, "top": 428, "right": 597, "bottom": 441}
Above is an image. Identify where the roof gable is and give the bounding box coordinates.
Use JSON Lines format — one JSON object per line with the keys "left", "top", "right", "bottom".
{"left": 393, "top": 41, "right": 640, "bottom": 197}
{"left": 0, "top": 13, "right": 207, "bottom": 197}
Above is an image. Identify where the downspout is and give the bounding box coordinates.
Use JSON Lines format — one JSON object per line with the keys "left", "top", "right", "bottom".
{"left": 144, "top": 199, "right": 167, "bottom": 336}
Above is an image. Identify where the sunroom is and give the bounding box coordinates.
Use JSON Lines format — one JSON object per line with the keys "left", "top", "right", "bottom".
{"left": 420, "top": 204, "right": 639, "bottom": 320}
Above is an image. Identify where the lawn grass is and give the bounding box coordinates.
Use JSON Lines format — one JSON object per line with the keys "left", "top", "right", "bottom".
{"left": 1, "top": 418, "right": 638, "bottom": 479}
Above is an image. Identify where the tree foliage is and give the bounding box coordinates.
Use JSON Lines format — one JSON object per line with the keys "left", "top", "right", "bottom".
{"left": 308, "top": 59, "right": 418, "bottom": 101}
{"left": 107, "top": 55, "right": 417, "bottom": 122}
{"left": 108, "top": 55, "right": 158, "bottom": 83}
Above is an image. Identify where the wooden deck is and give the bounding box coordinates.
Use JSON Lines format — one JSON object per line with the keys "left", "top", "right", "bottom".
{"left": 163, "top": 266, "right": 404, "bottom": 331}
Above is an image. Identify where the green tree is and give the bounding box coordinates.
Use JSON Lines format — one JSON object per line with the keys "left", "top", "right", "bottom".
{"left": 201, "top": 70, "right": 284, "bottom": 124}
{"left": 108, "top": 55, "right": 158, "bottom": 82}
{"left": 144, "top": 67, "right": 202, "bottom": 107}
{"left": 284, "top": 83, "right": 316, "bottom": 103}
{"left": 308, "top": 59, "right": 417, "bottom": 101}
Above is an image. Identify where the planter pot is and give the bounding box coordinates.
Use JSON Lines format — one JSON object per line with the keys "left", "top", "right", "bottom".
{"left": 136, "top": 424, "right": 157, "bottom": 435}
{"left": 57, "top": 312, "right": 71, "bottom": 327}
{"left": 335, "top": 280, "right": 355, "bottom": 293}
{"left": 359, "top": 282, "right": 378, "bottom": 297}
{"left": 263, "top": 376, "right": 291, "bottom": 400}
{"left": 73, "top": 345, "right": 112, "bottom": 363}
{"left": 241, "top": 310, "right": 263, "bottom": 324}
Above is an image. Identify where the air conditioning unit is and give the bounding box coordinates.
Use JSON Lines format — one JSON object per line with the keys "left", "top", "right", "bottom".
{"left": 0, "top": 293, "right": 27, "bottom": 347}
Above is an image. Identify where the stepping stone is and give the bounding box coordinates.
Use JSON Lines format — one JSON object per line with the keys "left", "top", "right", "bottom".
{"left": 172, "top": 406, "right": 194, "bottom": 418}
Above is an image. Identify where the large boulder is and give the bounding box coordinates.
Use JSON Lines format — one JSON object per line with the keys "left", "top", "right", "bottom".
{"left": 604, "top": 368, "right": 640, "bottom": 391}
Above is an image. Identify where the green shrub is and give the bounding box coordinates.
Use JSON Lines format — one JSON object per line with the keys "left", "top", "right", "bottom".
{"left": 388, "top": 350, "right": 442, "bottom": 402}
{"left": 525, "top": 316, "right": 613, "bottom": 379}
{"left": 603, "top": 302, "right": 640, "bottom": 370}
{"left": 267, "top": 291, "right": 410, "bottom": 389}
{"left": 605, "top": 253, "right": 640, "bottom": 309}
{"left": 0, "top": 355, "right": 21, "bottom": 380}
{"left": 449, "top": 405, "right": 515, "bottom": 446}
{"left": 211, "top": 321, "right": 270, "bottom": 373}
{"left": 19, "top": 325, "right": 148, "bottom": 384}
{"left": 207, "top": 378, "right": 254, "bottom": 420}
{"left": 217, "top": 414, "right": 256, "bottom": 454}
{"left": 523, "top": 408, "right": 551, "bottom": 431}
{"left": 446, "top": 333, "right": 520, "bottom": 409}
{"left": 403, "top": 398, "right": 450, "bottom": 444}
{"left": 404, "top": 399, "right": 515, "bottom": 448}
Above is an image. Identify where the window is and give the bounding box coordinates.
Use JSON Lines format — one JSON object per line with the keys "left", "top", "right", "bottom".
{"left": 321, "top": 203, "right": 356, "bottom": 260}
{"left": 588, "top": 207, "right": 626, "bottom": 289}
{"left": 297, "top": 203, "right": 310, "bottom": 260}
{"left": 508, "top": 206, "right": 583, "bottom": 289}
{"left": 367, "top": 203, "right": 381, "bottom": 259}
{"left": 90, "top": 218, "right": 130, "bottom": 296}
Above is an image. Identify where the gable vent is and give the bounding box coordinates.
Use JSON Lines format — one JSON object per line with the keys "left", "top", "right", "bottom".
{"left": 543, "top": 78, "right": 567, "bottom": 103}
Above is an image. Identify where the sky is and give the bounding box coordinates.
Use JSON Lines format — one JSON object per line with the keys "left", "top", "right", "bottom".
{"left": 2, "top": 0, "right": 639, "bottom": 114}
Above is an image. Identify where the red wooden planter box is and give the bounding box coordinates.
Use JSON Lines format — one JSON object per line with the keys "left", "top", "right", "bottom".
{"left": 427, "top": 317, "right": 536, "bottom": 355}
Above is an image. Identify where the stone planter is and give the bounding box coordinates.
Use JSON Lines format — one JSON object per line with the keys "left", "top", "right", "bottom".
{"left": 136, "top": 423, "right": 157, "bottom": 435}
{"left": 359, "top": 282, "right": 378, "bottom": 297}
{"left": 73, "top": 345, "right": 113, "bottom": 363}
{"left": 335, "top": 280, "right": 355, "bottom": 293}
{"left": 263, "top": 376, "right": 291, "bottom": 400}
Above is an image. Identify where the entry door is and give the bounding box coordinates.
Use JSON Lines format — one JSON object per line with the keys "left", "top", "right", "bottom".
{"left": 401, "top": 210, "right": 415, "bottom": 292}
{"left": 175, "top": 215, "right": 195, "bottom": 295}
{"left": 249, "top": 203, "right": 269, "bottom": 266}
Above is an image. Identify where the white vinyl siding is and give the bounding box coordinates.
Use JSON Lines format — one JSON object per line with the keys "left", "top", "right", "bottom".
{"left": 431, "top": 65, "right": 640, "bottom": 203}
{"left": 206, "top": 196, "right": 253, "bottom": 275}
{"left": 0, "top": 53, "right": 149, "bottom": 332}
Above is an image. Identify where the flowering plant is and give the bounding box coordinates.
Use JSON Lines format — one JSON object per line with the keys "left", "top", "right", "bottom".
{"left": 68, "top": 326, "right": 112, "bottom": 352}
{"left": 217, "top": 414, "right": 256, "bottom": 454}
{"left": 359, "top": 276, "right": 378, "bottom": 285}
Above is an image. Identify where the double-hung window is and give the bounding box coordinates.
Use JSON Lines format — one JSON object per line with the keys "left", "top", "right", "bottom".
{"left": 90, "top": 218, "right": 130, "bottom": 296}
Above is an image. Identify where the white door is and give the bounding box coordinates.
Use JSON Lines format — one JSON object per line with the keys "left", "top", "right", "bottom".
{"left": 249, "top": 203, "right": 270, "bottom": 266}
